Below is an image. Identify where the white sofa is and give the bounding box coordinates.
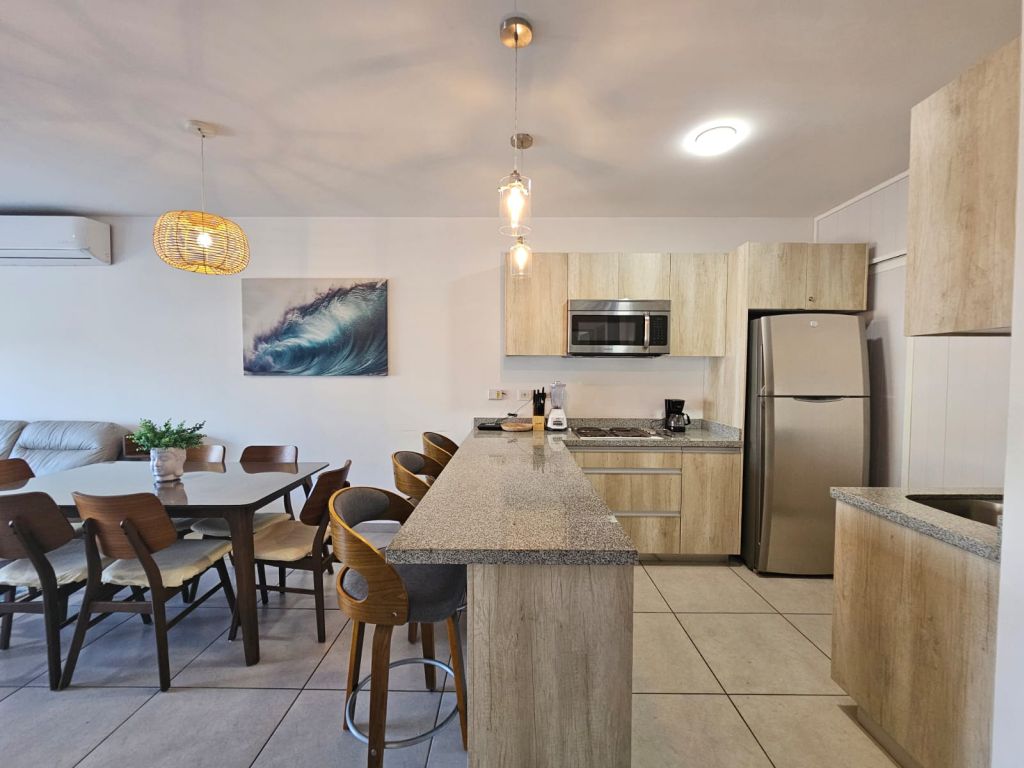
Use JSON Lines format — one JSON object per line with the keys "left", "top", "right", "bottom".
{"left": 0, "top": 420, "right": 123, "bottom": 475}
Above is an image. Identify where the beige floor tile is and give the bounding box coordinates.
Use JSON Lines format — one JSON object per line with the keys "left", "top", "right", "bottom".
{"left": 785, "top": 614, "right": 833, "bottom": 657}
{"left": 633, "top": 614, "right": 722, "bottom": 693}
{"left": 632, "top": 694, "right": 772, "bottom": 768}
{"left": 646, "top": 565, "right": 774, "bottom": 613}
{"left": 732, "top": 566, "right": 834, "bottom": 613}
{"left": 679, "top": 614, "right": 844, "bottom": 694}
{"left": 634, "top": 566, "right": 670, "bottom": 612}
{"left": 732, "top": 695, "right": 898, "bottom": 768}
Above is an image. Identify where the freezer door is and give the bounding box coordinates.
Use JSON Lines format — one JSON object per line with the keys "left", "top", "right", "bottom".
{"left": 758, "top": 395, "right": 869, "bottom": 575}
{"left": 761, "top": 313, "right": 869, "bottom": 397}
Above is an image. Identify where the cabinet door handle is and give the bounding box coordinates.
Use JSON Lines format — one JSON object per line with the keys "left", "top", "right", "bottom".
{"left": 808, "top": 296, "right": 816, "bottom": 303}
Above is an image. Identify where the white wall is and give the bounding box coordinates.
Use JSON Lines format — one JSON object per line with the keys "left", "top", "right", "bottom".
{"left": 991, "top": 4, "right": 1024, "bottom": 758}
{"left": 815, "top": 174, "right": 1011, "bottom": 488}
{"left": 0, "top": 215, "right": 810, "bottom": 487}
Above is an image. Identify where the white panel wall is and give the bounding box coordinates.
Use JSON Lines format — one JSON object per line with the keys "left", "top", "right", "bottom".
{"left": 0, "top": 215, "right": 811, "bottom": 488}
{"left": 816, "top": 173, "right": 1011, "bottom": 489}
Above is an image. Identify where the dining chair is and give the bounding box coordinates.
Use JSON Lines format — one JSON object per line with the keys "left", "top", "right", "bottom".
{"left": 421, "top": 433, "right": 458, "bottom": 468}
{"left": 331, "top": 487, "right": 467, "bottom": 767}
{"left": 228, "top": 460, "right": 351, "bottom": 643}
{"left": 185, "top": 444, "right": 226, "bottom": 463}
{"left": 0, "top": 492, "right": 99, "bottom": 690}
{"left": 61, "top": 491, "right": 236, "bottom": 691}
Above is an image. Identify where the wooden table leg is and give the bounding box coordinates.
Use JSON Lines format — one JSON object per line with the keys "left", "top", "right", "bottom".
{"left": 227, "top": 508, "right": 260, "bottom": 665}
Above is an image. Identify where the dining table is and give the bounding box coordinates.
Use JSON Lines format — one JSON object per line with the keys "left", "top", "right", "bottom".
{"left": 0, "top": 459, "right": 328, "bottom": 665}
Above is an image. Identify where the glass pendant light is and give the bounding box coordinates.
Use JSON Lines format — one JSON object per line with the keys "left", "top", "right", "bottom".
{"left": 498, "top": 15, "right": 534, "bottom": 239}
{"left": 153, "top": 120, "right": 250, "bottom": 275}
{"left": 509, "top": 236, "right": 532, "bottom": 278}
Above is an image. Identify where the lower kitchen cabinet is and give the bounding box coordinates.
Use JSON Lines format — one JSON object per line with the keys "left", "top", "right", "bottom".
{"left": 572, "top": 448, "right": 741, "bottom": 555}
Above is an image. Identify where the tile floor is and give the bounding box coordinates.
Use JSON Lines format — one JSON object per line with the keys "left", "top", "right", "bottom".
{"left": 0, "top": 562, "right": 898, "bottom": 767}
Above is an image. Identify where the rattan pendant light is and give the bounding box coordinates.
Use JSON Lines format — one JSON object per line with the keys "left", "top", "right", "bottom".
{"left": 153, "top": 120, "right": 249, "bottom": 275}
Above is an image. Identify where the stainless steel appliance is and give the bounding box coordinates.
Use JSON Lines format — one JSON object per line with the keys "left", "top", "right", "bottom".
{"left": 572, "top": 427, "right": 663, "bottom": 439}
{"left": 567, "top": 300, "right": 670, "bottom": 356}
{"left": 664, "top": 398, "right": 691, "bottom": 432}
{"left": 743, "top": 313, "right": 870, "bottom": 575}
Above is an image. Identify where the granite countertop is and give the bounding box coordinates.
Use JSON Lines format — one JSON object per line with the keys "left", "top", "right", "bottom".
{"left": 831, "top": 487, "right": 1002, "bottom": 562}
{"left": 387, "top": 428, "right": 638, "bottom": 566}
{"left": 472, "top": 417, "right": 742, "bottom": 450}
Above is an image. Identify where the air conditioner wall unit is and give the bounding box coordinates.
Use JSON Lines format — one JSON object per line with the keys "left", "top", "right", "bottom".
{"left": 0, "top": 216, "right": 111, "bottom": 266}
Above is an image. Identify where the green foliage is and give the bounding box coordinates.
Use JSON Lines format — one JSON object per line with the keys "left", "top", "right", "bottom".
{"left": 130, "top": 419, "right": 206, "bottom": 450}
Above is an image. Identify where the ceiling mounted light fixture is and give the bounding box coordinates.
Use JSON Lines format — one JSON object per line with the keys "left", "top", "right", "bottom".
{"left": 498, "top": 14, "right": 533, "bottom": 241}
{"left": 153, "top": 120, "right": 250, "bottom": 275}
{"left": 682, "top": 118, "right": 751, "bottom": 157}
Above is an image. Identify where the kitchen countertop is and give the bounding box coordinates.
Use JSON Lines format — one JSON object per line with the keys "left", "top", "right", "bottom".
{"left": 386, "top": 428, "right": 638, "bottom": 566}
{"left": 831, "top": 486, "right": 1002, "bottom": 562}
{"left": 472, "top": 417, "right": 742, "bottom": 449}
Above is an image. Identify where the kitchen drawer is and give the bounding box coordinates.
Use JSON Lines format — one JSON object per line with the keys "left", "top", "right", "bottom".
{"left": 573, "top": 451, "right": 682, "bottom": 470}
{"left": 615, "top": 515, "right": 681, "bottom": 554}
{"left": 585, "top": 472, "right": 681, "bottom": 513}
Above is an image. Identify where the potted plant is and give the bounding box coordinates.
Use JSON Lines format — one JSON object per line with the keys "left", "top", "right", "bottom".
{"left": 130, "top": 419, "right": 206, "bottom": 483}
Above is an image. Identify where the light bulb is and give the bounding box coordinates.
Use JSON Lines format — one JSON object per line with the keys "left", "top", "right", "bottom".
{"left": 509, "top": 237, "right": 532, "bottom": 278}
{"left": 498, "top": 171, "right": 532, "bottom": 236}
{"left": 681, "top": 119, "right": 751, "bottom": 157}
{"left": 506, "top": 183, "right": 526, "bottom": 227}
{"left": 196, "top": 231, "right": 214, "bottom": 248}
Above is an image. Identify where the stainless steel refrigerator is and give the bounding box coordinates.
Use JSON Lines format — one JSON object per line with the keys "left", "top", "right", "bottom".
{"left": 743, "top": 313, "right": 870, "bottom": 575}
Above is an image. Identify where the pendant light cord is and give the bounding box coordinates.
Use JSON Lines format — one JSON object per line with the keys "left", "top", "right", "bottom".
{"left": 200, "top": 132, "right": 207, "bottom": 216}
{"left": 512, "top": 11, "right": 519, "bottom": 173}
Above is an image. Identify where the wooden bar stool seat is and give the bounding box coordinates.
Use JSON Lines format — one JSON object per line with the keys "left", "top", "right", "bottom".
{"left": 391, "top": 451, "right": 444, "bottom": 504}
{"left": 421, "top": 432, "right": 458, "bottom": 468}
{"left": 331, "top": 486, "right": 468, "bottom": 768}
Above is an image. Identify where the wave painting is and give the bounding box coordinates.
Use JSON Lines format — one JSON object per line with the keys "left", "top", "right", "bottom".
{"left": 242, "top": 278, "right": 388, "bottom": 376}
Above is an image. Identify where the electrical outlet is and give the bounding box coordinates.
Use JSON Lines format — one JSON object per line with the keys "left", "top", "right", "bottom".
{"left": 487, "top": 388, "right": 508, "bottom": 401}
{"left": 517, "top": 388, "right": 533, "bottom": 401}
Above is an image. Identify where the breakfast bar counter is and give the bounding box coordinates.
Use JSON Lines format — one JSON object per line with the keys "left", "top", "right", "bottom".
{"left": 388, "top": 429, "right": 637, "bottom": 768}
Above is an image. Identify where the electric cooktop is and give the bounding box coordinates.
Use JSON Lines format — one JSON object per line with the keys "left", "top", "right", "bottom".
{"left": 572, "top": 427, "right": 663, "bottom": 439}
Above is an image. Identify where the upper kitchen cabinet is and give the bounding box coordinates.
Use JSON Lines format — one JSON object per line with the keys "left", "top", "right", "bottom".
{"left": 669, "top": 252, "right": 728, "bottom": 356}
{"left": 567, "top": 252, "right": 671, "bottom": 299}
{"left": 906, "top": 38, "right": 1019, "bottom": 336}
{"left": 505, "top": 251, "right": 568, "bottom": 356}
{"left": 744, "top": 242, "right": 868, "bottom": 311}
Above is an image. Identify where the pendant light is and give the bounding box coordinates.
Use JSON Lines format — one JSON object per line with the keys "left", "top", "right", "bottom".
{"left": 509, "top": 236, "right": 532, "bottom": 278}
{"left": 498, "top": 15, "right": 533, "bottom": 239}
{"left": 153, "top": 120, "right": 250, "bottom": 275}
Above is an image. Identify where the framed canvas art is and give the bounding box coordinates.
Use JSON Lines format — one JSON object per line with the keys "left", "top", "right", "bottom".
{"left": 242, "top": 278, "right": 388, "bottom": 376}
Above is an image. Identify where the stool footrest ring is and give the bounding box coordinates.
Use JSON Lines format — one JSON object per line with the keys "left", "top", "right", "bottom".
{"left": 344, "top": 657, "right": 459, "bottom": 750}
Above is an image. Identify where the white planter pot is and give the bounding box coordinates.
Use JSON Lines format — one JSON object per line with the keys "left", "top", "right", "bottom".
{"left": 151, "top": 447, "right": 186, "bottom": 483}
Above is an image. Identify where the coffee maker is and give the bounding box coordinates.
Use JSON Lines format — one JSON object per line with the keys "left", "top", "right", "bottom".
{"left": 664, "top": 399, "right": 691, "bottom": 432}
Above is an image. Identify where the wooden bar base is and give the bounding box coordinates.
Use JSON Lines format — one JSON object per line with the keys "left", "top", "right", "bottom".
{"left": 467, "top": 563, "right": 633, "bottom": 768}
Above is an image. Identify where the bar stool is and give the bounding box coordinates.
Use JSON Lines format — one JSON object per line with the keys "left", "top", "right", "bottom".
{"left": 331, "top": 487, "right": 467, "bottom": 768}
{"left": 391, "top": 451, "right": 444, "bottom": 503}
{"left": 421, "top": 432, "right": 458, "bottom": 468}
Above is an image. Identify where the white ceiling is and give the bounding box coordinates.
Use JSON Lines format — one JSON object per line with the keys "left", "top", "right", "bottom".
{"left": 0, "top": 0, "right": 1019, "bottom": 218}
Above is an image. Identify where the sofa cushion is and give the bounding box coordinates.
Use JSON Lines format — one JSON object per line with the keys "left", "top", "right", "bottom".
{"left": 11, "top": 421, "right": 123, "bottom": 476}
{"left": 0, "top": 420, "right": 28, "bottom": 459}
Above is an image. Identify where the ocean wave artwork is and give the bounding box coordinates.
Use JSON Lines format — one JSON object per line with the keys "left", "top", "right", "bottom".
{"left": 242, "top": 278, "right": 388, "bottom": 376}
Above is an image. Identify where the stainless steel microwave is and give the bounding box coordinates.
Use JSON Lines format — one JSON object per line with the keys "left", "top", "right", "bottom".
{"left": 567, "top": 300, "right": 671, "bottom": 356}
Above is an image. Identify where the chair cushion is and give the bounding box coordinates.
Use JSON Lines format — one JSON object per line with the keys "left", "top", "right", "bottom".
{"left": 0, "top": 540, "right": 101, "bottom": 588}
{"left": 11, "top": 421, "right": 123, "bottom": 475}
{"left": 191, "top": 512, "right": 290, "bottom": 538}
{"left": 252, "top": 520, "right": 323, "bottom": 562}
{"left": 0, "top": 420, "right": 28, "bottom": 459}
{"left": 102, "top": 539, "right": 231, "bottom": 588}
{"left": 341, "top": 563, "right": 466, "bottom": 624}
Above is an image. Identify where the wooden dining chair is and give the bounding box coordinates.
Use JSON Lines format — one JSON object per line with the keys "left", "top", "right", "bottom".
{"left": 421, "top": 433, "right": 458, "bottom": 468}
{"left": 186, "top": 444, "right": 226, "bottom": 463}
{"left": 331, "top": 487, "right": 467, "bottom": 767}
{"left": 391, "top": 451, "right": 444, "bottom": 503}
{"left": 0, "top": 492, "right": 99, "bottom": 689}
{"left": 0, "top": 458, "right": 34, "bottom": 486}
{"left": 227, "top": 461, "right": 351, "bottom": 643}
{"left": 62, "top": 491, "right": 237, "bottom": 691}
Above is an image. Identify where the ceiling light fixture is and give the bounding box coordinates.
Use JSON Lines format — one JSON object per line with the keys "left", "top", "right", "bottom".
{"left": 498, "top": 13, "right": 536, "bottom": 279}
{"left": 682, "top": 118, "right": 751, "bottom": 157}
{"left": 153, "top": 120, "right": 250, "bottom": 275}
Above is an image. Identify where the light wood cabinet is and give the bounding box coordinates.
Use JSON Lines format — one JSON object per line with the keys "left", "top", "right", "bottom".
{"left": 669, "top": 252, "right": 728, "bottom": 356}
{"left": 906, "top": 38, "right": 1018, "bottom": 336}
{"left": 746, "top": 242, "right": 868, "bottom": 311}
{"left": 568, "top": 252, "right": 620, "bottom": 299}
{"left": 572, "top": 448, "right": 741, "bottom": 555}
{"left": 680, "top": 451, "right": 742, "bottom": 554}
{"left": 504, "top": 251, "right": 568, "bottom": 356}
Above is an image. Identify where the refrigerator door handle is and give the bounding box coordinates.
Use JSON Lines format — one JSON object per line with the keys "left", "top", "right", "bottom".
{"left": 792, "top": 396, "right": 845, "bottom": 402}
